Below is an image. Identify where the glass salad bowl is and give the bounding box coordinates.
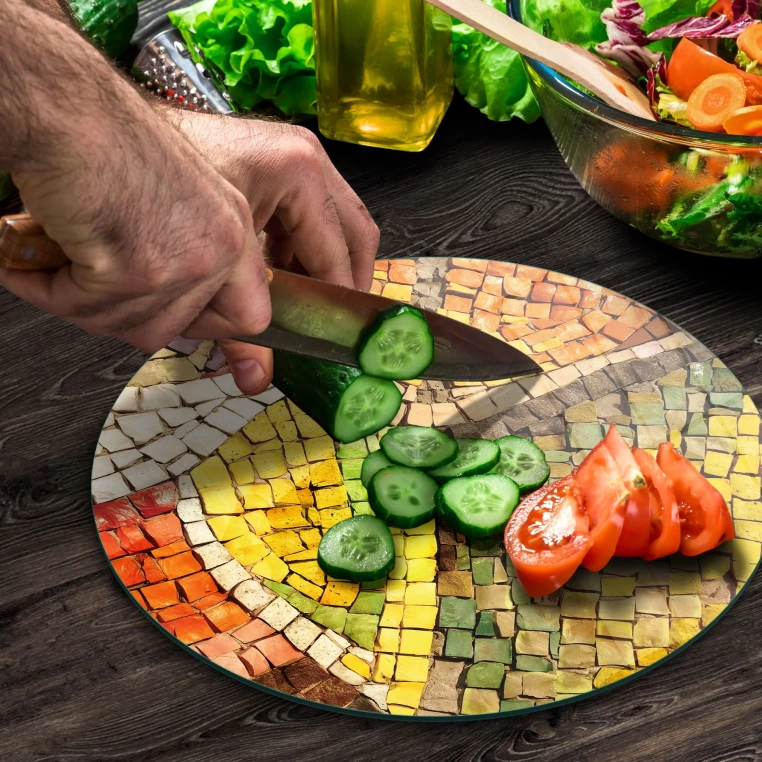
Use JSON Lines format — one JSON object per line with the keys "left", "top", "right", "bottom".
{"left": 510, "top": 0, "right": 762, "bottom": 259}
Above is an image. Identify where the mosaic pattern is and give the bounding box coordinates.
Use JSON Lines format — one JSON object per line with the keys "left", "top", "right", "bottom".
{"left": 92, "top": 258, "right": 762, "bottom": 718}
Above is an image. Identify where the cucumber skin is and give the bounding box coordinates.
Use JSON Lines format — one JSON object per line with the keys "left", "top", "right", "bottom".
{"left": 272, "top": 352, "right": 400, "bottom": 444}
{"left": 356, "top": 304, "right": 434, "bottom": 380}
{"left": 428, "top": 439, "right": 501, "bottom": 483}
{"left": 368, "top": 467, "right": 438, "bottom": 529}
{"left": 380, "top": 426, "right": 459, "bottom": 470}
{"left": 492, "top": 435, "right": 551, "bottom": 493}
{"left": 317, "top": 516, "right": 395, "bottom": 582}
{"left": 69, "top": 0, "right": 138, "bottom": 59}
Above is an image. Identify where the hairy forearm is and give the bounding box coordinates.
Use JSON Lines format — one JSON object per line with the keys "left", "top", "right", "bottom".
{"left": 25, "top": 0, "right": 73, "bottom": 25}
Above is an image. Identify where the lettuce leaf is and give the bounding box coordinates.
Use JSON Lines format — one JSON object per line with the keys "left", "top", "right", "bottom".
{"left": 169, "top": 0, "right": 316, "bottom": 116}
{"left": 453, "top": 0, "right": 540, "bottom": 122}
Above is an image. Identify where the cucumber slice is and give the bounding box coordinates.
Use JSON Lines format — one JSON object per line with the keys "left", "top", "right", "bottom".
{"left": 357, "top": 305, "right": 434, "bottom": 380}
{"left": 427, "top": 438, "right": 501, "bottom": 483}
{"left": 361, "top": 450, "right": 392, "bottom": 488}
{"left": 317, "top": 515, "right": 395, "bottom": 582}
{"left": 272, "top": 352, "right": 402, "bottom": 444}
{"left": 368, "top": 466, "right": 438, "bottom": 528}
{"left": 437, "top": 474, "right": 520, "bottom": 539}
{"left": 490, "top": 435, "right": 550, "bottom": 492}
{"left": 380, "top": 426, "right": 458, "bottom": 469}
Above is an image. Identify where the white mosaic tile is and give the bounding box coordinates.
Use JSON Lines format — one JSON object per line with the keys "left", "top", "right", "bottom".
{"left": 232, "top": 579, "right": 276, "bottom": 612}
{"left": 223, "top": 397, "right": 264, "bottom": 421}
{"left": 98, "top": 428, "right": 134, "bottom": 453}
{"left": 258, "top": 597, "right": 299, "bottom": 630}
{"left": 92, "top": 472, "right": 131, "bottom": 503}
{"left": 140, "top": 435, "right": 187, "bottom": 464}
{"left": 176, "top": 474, "right": 198, "bottom": 499}
{"left": 92, "top": 456, "right": 114, "bottom": 479}
{"left": 177, "top": 378, "right": 224, "bottom": 405}
{"left": 177, "top": 497, "right": 204, "bottom": 522}
{"left": 110, "top": 448, "right": 143, "bottom": 469}
{"left": 193, "top": 541, "right": 232, "bottom": 569}
{"left": 167, "top": 453, "right": 201, "bottom": 477}
{"left": 251, "top": 387, "right": 285, "bottom": 405}
{"left": 113, "top": 387, "right": 138, "bottom": 413}
{"left": 158, "top": 407, "right": 197, "bottom": 427}
{"left": 117, "top": 412, "right": 164, "bottom": 445}
{"left": 181, "top": 423, "right": 228, "bottom": 457}
{"left": 308, "top": 634, "right": 343, "bottom": 669}
{"left": 284, "top": 617, "right": 321, "bottom": 651}
{"left": 213, "top": 374, "right": 243, "bottom": 397}
{"left": 173, "top": 420, "right": 200, "bottom": 439}
{"left": 210, "top": 559, "right": 251, "bottom": 591}
{"left": 122, "top": 460, "right": 167, "bottom": 490}
{"left": 184, "top": 520, "right": 216, "bottom": 546}
{"left": 195, "top": 398, "right": 225, "bottom": 417}
{"left": 204, "top": 408, "right": 248, "bottom": 435}
{"left": 140, "top": 384, "right": 181, "bottom": 411}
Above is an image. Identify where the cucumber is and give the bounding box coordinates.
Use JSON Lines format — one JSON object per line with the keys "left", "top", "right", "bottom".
{"left": 69, "top": 0, "right": 138, "bottom": 59}
{"left": 368, "top": 466, "right": 438, "bottom": 528}
{"left": 357, "top": 305, "right": 434, "bottom": 380}
{"left": 361, "top": 450, "right": 392, "bottom": 488}
{"left": 380, "top": 425, "right": 458, "bottom": 470}
{"left": 272, "top": 352, "right": 402, "bottom": 444}
{"left": 490, "top": 435, "right": 550, "bottom": 492}
{"left": 437, "top": 474, "right": 520, "bottom": 539}
{"left": 317, "top": 515, "right": 395, "bottom": 582}
{"left": 427, "top": 438, "right": 501, "bottom": 483}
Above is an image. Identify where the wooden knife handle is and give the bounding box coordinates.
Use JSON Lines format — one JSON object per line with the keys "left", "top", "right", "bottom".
{"left": 0, "top": 213, "right": 70, "bottom": 270}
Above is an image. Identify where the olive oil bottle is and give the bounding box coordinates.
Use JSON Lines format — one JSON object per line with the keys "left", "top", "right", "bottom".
{"left": 312, "top": 0, "right": 454, "bottom": 152}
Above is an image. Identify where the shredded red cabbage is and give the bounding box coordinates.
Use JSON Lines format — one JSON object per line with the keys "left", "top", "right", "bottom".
{"left": 647, "top": 12, "right": 754, "bottom": 40}
{"left": 596, "top": 0, "right": 661, "bottom": 75}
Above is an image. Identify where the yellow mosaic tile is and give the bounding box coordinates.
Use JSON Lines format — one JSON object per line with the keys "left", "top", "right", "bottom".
{"left": 254, "top": 439, "right": 283, "bottom": 453}
{"left": 593, "top": 667, "right": 637, "bottom": 689}
{"left": 191, "top": 456, "right": 230, "bottom": 488}
{"left": 709, "top": 417, "right": 738, "bottom": 439}
{"left": 406, "top": 559, "right": 437, "bottom": 582}
{"left": 373, "top": 654, "right": 396, "bottom": 682}
{"left": 387, "top": 681, "right": 424, "bottom": 709}
{"left": 669, "top": 572, "right": 701, "bottom": 595}
{"left": 382, "top": 283, "right": 414, "bottom": 302}
{"left": 252, "top": 451, "right": 288, "bottom": 479}
{"left": 307, "top": 507, "right": 321, "bottom": 526}
{"left": 739, "top": 415, "right": 761, "bottom": 436}
{"left": 321, "top": 581, "right": 359, "bottom": 607}
{"left": 636, "top": 648, "right": 668, "bottom": 667}
{"left": 399, "top": 629, "right": 433, "bottom": 656}
{"left": 735, "top": 455, "right": 761, "bottom": 475}
{"left": 402, "top": 605, "right": 438, "bottom": 629}
{"left": 299, "top": 528, "right": 322, "bottom": 549}
{"left": 380, "top": 603, "right": 404, "bottom": 628}
{"left": 266, "top": 399, "right": 291, "bottom": 422}
{"left": 738, "top": 436, "right": 759, "bottom": 456}
{"left": 244, "top": 510, "right": 271, "bottom": 536}
{"left": 404, "top": 583, "right": 436, "bottom": 606}
{"left": 283, "top": 548, "right": 318, "bottom": 562}
{"left": 404, "top": 536, "right": 437, "bottom": 559}
{"left": 198, "top": 484, "right": 244, "bottom": 515}
{"left": 304, "top": 436, "right": 336, "bottom": 461}
{"left": 669, "top": 618, "right": 701, "bottom": 648}
{"left": 297, "top": 489, "right": 313, "bottom": 507}
{"left": 290, "top": 465, "right": 311, "bottom": 488}
{"left": 319, "top": 507, "right": 352, "bottom": 528}
{"left": 708, "top": 478, "right": 731, "bottom": 501}
{"left": 342, "top": 654, "right": 371, "bottom": 680}
{"left": 310, "top": 460, "right": 343, "bottom": 487}
{"left": 287, "top": 573, "right": 323, "bottom": 600}
{"left": 270, "top": 479, "right": 299, "bottom": 506}
{"left": 393, "top": 535, "right": 404, "bottom": 556}
{"left": 404, "top": 519, "right": 436, "bottom": 536}
{"left": 395, "top": 655, "right": 429, "bottom": 683}
{"left": 702, "top": 603, "right": 726, "bottom": 625}
{"left": 225, "top": 534, "right": 269, "bottom": 566}
{"left": 262, "top": 530, "right": 304, "bottom": 557}
{"left": 289, "top": 560, "right": 325, "bottom": 586}
{"left": 293, "top": 413, "right": 327, "bottom": 439}
{"left": 376, "top": 628, "right": 401, "bottom": 653}
{"left": 238, "top": 483, "right": 273, "bottom": 509}
{"left": 315, "top": 486, "right": 348, "bottom": 509}
{"left": 267, "top": 505, "right": 309, "bottom": 529}
{"left": 284, "top": 442, "right": 307, "bottom": 467}
{"left": 386, "top": 579, "right": 406, "bottom": 602}
{"left": 218, "top": 434, "right": 253, "bottom": 464}
{"left": 704, "top": 451, "right": 733, "bottom": 478}
{"left": 596, "top": 620, "right": 633, "bottom": 639}
{"left": 731, "top": 474, "right": 761, "bottom": 500}
{"left": 251, "top": 553, "right": 289, "bottom": 582}
{"left": 207, "top": 515, "right": 248, "bottom": 542}
{"left": 229, "top": 459, "right": 255, "bottom": 485}
{"left": 242, "top": 413, "right": 277, "bottom": 443}
{"left": 275, "top": 421, "right": 298, "bottom": 442}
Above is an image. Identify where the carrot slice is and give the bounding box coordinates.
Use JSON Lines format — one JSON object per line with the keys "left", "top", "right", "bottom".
{"left": 723, "top": 104, "right": 762, "bottom": 135}
{"left": 739, "top": 22, "right": 762, "bottom": 64}
{"left": 687, "top": 73, "right": 746, "bottom": 132}
{"left": 707, "top": 0, "right": 734, "bottom": 17}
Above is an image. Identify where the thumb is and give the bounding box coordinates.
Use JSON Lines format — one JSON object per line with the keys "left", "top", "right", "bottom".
{"left": 218, "top": 339, "right": 273, "bottom": 395}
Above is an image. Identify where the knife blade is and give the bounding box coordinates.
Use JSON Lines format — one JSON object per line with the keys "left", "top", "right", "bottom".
{"left": 0, "top": 213, "right": 542, "bottom": 381}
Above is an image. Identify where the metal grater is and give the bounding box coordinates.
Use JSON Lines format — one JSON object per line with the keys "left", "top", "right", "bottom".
{"left": 132, "top": 28, "right": 235, "bottom": 115}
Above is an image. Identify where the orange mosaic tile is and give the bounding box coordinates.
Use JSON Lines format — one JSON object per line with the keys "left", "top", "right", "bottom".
{"left": 485, "top": 261, "right": 514, "bottom": 277}
{"left": 370, "top": 281, "right": 382, "bottom": 295}
{"left": 500, "top": 325, "right": 531, "bottom": 342}
{"left": 582, "top": 334, "right": 618, "bottom": 356}
{"left": 482, "top": 276, "right": 503, "bottom": 295}
{"left": 142, "top": 580, "right": 180, "bottom": 609}
{"left": 196, "top": 633, "right": 240, "bottom": 659}
{"left": 579, "top": 290, "right": 603, "bottom": 309}
{"left": 602, "top": 294, "right": 629, "bottom": 316}
{"left": 524, "top": 329, "right": 557, "bottom": 347}
{"left": 113, "top": 557, "right": 145, "bottom": 588}
{"left": 141, "top": 555, "right": 167, "bottom": 584}
{"left": 177, "top": 571, "right": 218, "bottom": 602}
{"left": 472, "top": 311, "right": 500, "bottom": 333}
{"left": 157, "top": 603, "right": 197, "bottom": 622}
{"left": 130, "top": 481, "right": 178, "bottom": 519}
{"left": 204, "top": 601, "right": 250, "bottom": 633}
{"left": 474, "top": 292, "right": 502, "bottom": 314}
{"left": 157, "top": 551, "right": 203, "bottom": 580}
{"left": 235, "top": 619, "right": 276, "bottom": 643}
{"left": 530, "top": 282, "right": 556, "bottom": 302}
{"left": 444, "top": 294, "right": 473, "bottom": 313}
{"left": 646, "top": 316, "right": 671, "bottom": 338}
{"left": 618, "top": 328, "right": 654, "bottom": 350}
{"left": 555, "top": 321, "right": 591, "bottom": 343}
{"left": 582, "top": 310, "right": 612, "bottom": 333}
{"left": 389, "top": 263, "right": 417, "bottom": 285}
{"left": 446, "top": 269, "right": 483, "bottom": 288}
{"left": 142, "top": 513, "right": 183, "bottom": 547}
{"left": 602, "top": 320, "right": 636, "bottom": 342}
{"left": 619, "top": 305, "right": 653, "bottom": 330}
{"left": 240, "top": 647, "right": 271, "bottom": 677}
{"left": 194, "top": 592, "right": 228, "bottom": 611}
{"left": 115, "top": 524, "right": 154, "bottom": 554}
{"left": 373, "top": 259, "right": 389, "bottom": 271}
{"left": 255, "top": 634, "right": 303, "bottom": 667}
{"left": 502, "top": 276, "right": 532, "bottom": 298}
{"left": 131, "top": 589, "right": 148, "bottom": 610}
{"left": 501, "top": 298, "right": 525, "bottom": 316}
{"left": 546, "top": 271, "right": 577, "bottom": 286}
{"left": 531, "top": 319, "right": 561, "bottom": 330}
{"left": 525, "top": 303, "right": 551, "bottom": 319}
{"left": 165, "top": 614, "right": 215, "bottom": 645}
{"left": 554, "top": 285, "right": 581, "bottom": 305}
{"left": 452, "top": 258, "right": 488, "bottom": 272}
{"left": 95, "top": 498, "right": 141, "bottom": 531}
{"left": 151, "top": 539, "right": 190, "bottom": 558}
{"left": 515, "top": 264, "right": 547, "bottom": 281}
{"left": 101, "top": 531, "right": 125, "bottom": 559}
{"left": 550, "top": 305, "right": 583, "bottom": 321}
{"left": 548, "top": 341, "right": 592, "bottom": 365}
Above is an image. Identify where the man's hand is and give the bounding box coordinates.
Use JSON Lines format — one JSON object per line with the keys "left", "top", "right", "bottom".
{"left": 1, "top": 1, "right": 379, "bottom": 394}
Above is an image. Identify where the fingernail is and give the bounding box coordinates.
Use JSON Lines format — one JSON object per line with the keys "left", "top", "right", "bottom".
{"left": 232, "top": 359, "right": 265, "bottom": 392}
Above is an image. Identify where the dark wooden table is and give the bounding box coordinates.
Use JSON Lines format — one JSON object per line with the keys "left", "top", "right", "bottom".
{"left": 4, "top": 3, "right": 762, "bottom": 761}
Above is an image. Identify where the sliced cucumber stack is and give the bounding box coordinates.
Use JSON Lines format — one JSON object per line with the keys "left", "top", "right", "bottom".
{"left": 368, "top": 466, "right": 439, "bottom": 528}
{"left": 381, "top": 425, "right": 458, "bottom": 470}
{"left": 361, "top": 450, "right": 392, "bottom": 488}
{"left": 437, "top": 474, "right": 521, "bottom": 539}
{"left": 427, "top": 438, "right": 501, "bottom": 483}
{"left": 317, "top": 515, "right": 395, "bottom": 582}
{"left": 358, "top": 305, "right": 434, "bottom": 380}
{"left": 490, "top": 435, "right": 550, "bottom": 492}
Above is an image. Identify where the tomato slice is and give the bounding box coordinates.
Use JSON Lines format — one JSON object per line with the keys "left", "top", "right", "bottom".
{"left": 574, "top": 441, "right": 629, "bottom": 572}
{"left": 656, "top": 442, "right": 732, "bottom": 555}
{"left": 505, "top": 475, "right": 591, "bottom": 598}
{"left": 632, "top": 446, "right": 681, "bottom": 560}
{"left": 605, "top": 426, "right": 651, "bottom": 557}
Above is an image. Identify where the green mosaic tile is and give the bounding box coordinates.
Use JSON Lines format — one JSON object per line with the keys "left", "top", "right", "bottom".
{"left": 712, "top": 368, "right": 742, "bottom": 392}
{"left": 475, "top": 611, "right": 496, "bottom": 637}
{"left": 469, "top": 539, "right": 503, "bottom": 557}
{"left": 615, "top": 424, "right": 634, "bottom": 440}
{"left": 689, "top": 362, "right": 712, "bottom": 391}
{"left": 631, "top": 402, "right": 666, "bottom": 425}
{"left": 350, "top": 591, "right": 385, "bottom": 614}
{"left": 311, "top": 605, "right": 347, "bottom": 633}
{"left": 515, "top": 655, "right": 552, "bottom": 672}
{"left": 466, "top": 661, "right": 504, "bottom": 689}
{"left": 512, "top": 579, "right": 531, "bottom": 605}
{"left": 666, "top": 410, "right": 687, "bottom": 431}
{"left": 686, "top": 413, "right": 708, "bottom": 436}
{"left": 662, "top": 386, "right": 687, "bottom": 410}
{"left": 340, "top": 459, "right": 364, "bottom": 480}
{"left": 544, "top": 450, "right": 572, "bottom": 462}
{"left": 445, "top": 629, "right": 473, "bottom": 658}
{"left": 456, "top": 544, "right": 471, "bottom": 570}
{"left": 567, "top": 568, "right": 601, "bottom": 592}
{"left": 344, "top": 480, "right": 368, "bottom": 502}
{"left": 516, "top": 604, "right": 561, "bottom": 632}
{"left": 501, "top": 700, "right": 534, "bottom": 711}
{"left": 439, "top": 597, "right": 477, "bottom": 629}
{"left": 352, "top": 502, "right": 375, "bottom": 516}
{"left": 343, "top": 613, "right": 379, "bottom": 651}
{"left": 288, "top": 591, "right": 319, "bottom": 614}
{"left": 474, "top": 638, "right": 513, "bottom": 664}
{"left": 568, "top": 423, "right": 604, "bottom": 449}
{"left": 265, "top": 581, "right": 295, "bottom": 599}
{"left": 700, "top": 553, "right": 731, "bottom": 579}
{"left": 503, "top": 556, "right": 517, "bottom": 577}
{"left": 709, "top": 393, "right": 744, "bottom": 410}
{"left": 600, "top": 577, "right": 636, "bottom": 597}
{"left": 550, "top": 631, "right": 561, "bottom": 659}
{"left": 472, "top": 557, "right": 494, "bottom": 585}
{"left": 336, "top": 441, "right": 368, "bottom": 458}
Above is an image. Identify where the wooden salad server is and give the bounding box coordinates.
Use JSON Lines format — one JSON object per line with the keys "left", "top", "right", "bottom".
{"left": 427, "top": 0, "right": 656, "bottom": 120}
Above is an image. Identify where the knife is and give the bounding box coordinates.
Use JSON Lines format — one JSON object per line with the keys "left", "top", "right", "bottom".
{"left": 0, "top": 212, "right": 542, "bottom": 382}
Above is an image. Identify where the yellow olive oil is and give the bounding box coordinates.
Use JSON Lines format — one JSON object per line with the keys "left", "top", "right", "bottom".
{"left": 312, "top": 0, "right": 453, "bottom": 151}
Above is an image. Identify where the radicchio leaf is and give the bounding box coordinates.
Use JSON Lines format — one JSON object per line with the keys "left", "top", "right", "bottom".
{"left": 647, "top": 12, "right": 754, "bottom": 40}
{"left": 733, "top": 0, "right": 760, "bottom": 20}
{"left": 596, "top": 0, "right": 661, "bottom": 76}
{"left": 646, "top": 54, "right": 668, "bottom": 118}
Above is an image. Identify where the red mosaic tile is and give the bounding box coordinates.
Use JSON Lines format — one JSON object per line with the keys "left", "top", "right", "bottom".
{"left": 142, "top": 580, "right": 180, "bottom": 609}
{"left": 646, "top": 316, "right": 671, "bottom": 338}
{"left": 130, "top": 481, "right": 178, "bottom": 519}
{"left": 502, "top": 276, "right": 532, "bottom": 299}
{"left": 255, "top": 634, "right": 303, "bottom": 667}
{"left": 151, "top": 539, "right": 190, "bottom": 558}
{"left": 157, "top": 603, "right": 197, "bottom": 622}
{"left": 446, "top": 269, "right": 484, "bottom": 288}
{"left": 582, "top": 309, "right": 612, "bottom": 333}
{"left": 94, "top": 498, "right": 141, "bottom": 531}
{"left": 555, "top": 321, "right": 591, "bottom": 343}
{"left": 500, "top": 298, "right": 525, "bottom": 316}
{"left": 112, "top": 557, "right": 146, "bottom": 588}
{"left": 617, "top": 327, "right": 654, "bottom": 350}
{"left": 115, "top": 524, "right": 154, "bottom": 554}
{"left": 601, "top": 294, "right": 629, "bottom": 316}
{"left": 474, "top": 292, "right": 502, "bottom": 314}
{"left": 486, "top": 261, "right": 514, "bottom": 277}
{"left": 131, "top": 589, "right": 148, "bottom": 610}
{"left": 525, "top": 303, "right": 551, "bottom": 319}
{"left": 482, "top": 276, "right": 504, "bottom": 295}
{"left": 530, "top": 282, "right": 556, "bottom": 303}
{"left": 101, "top": 532, "right": 125, "bottom": 559}
{"left": 525, "top": 328, "right": 557, "bottom": 347}
{"left": 204, "top": 601, "right": 250, "bottom": 633}
{"left": 240, "top": 648, "right": 271, "bottom": 677}
{"left": 302, "top": 676, "right": 357, "bottom": 706}
{"left": 578, "top": 290, "right": 602, "bottom": 310}
{"left": 165, "top": 614, "right": 216, "bottom": 645}
{"left": 257, "top": 669, "right": 297, "bottom": 694}
{"left": 284, "top": 658, "right": 330, "bottom": 693}
{"left": 582, "top": 334, "right": 618, "bottom": 356}
{"left": 141, "top": 554, "right": 167, "bottom": 584}
{"left": 546, "top": 271, "right": 578, "bottom": 286}
{"left": 177, "top": 571, "right": 218, "bottom": 602}
{"left": 601, "top": 320, "right": 635, "bottom": 342}
{"left": 142, "top": 513, "right": 183, "bottom": 547}
{"left": 452, "top": 258, "right": 487, "bottom": 272}
{"left": 194, "top": 592, "right": 228, "bottom": 611}
{"left": 530, "top": 319, "right": 561, "bottom": 330}
{"left": 234, "top": 619, "right": 276, "bottom": 643}
{"left": 444, "top": 294, "right": 473, "bottom": 313}
{"left": 516, "top": 264, "right": 548, "bottom": 281}
{"left": 196, "top": 633, "right": 240, "bottom": 659}
{"left": 619, "top": 305, "right": 653, "bottom": 330}
{"left": 553, "top": 285, "right": 581, "bottom": 305}
{"left": 158, "top": 551, "right": 202, "bottom": 580}
{"left": 472, "top": 310, "right": 500, "bottom": 333}
{"left": 548, "top": 341, "right": 592, "bottom": 365}
{"left": 550, "top": 305, "right": 583, "bottom": 321}
{"left": 212, "top": 653, "right": 250, "bottom": 679}
{"left": 370, "top": 281, "right": 382, "bottom": 295}
{"left": 374, "top": 260, "right": 389, "bottom": 271}
{"left": 389, "top": 263, "right": 417, "bottom": 285}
